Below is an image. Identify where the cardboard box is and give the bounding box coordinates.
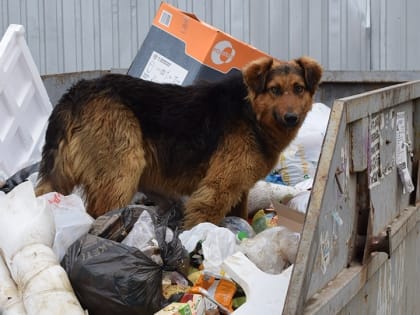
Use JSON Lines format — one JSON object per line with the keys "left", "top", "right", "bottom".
{"left": 128, "top": 2, "right": 269, "bottom": 85}
{"left": 271, "top": 199, "right": 305, "bottom": 233}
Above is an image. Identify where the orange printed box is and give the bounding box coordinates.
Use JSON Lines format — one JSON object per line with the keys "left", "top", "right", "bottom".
{"left": 128, "top": 2, "right": 269, "bottom": 85}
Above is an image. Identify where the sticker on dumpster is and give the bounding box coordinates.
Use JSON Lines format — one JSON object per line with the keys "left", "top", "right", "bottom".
{"left": 369, "top": 114, "right": 381, "bottom": 189}
{"left": 140, "top": 51, "right": 188, "bottom": 85}
{"left": 395, "top": 112, "right": 414, "bottom": 194}
{"left": 320, "top": 231, "right": 330, "bottom": 274}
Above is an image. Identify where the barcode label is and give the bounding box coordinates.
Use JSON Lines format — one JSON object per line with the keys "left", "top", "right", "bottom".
{"left": 140, "top": 51, "right": 188, "bottom": 85}
{"left": 159, "top": 10, "right": 172, "bottom": 27}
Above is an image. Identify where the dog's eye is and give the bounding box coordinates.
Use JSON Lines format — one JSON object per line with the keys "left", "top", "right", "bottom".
{"left": 269, "top": 86, "right": 282, "bottom": 96}
{"left": 294, "top": 85, "right": 305, "bottom": 94}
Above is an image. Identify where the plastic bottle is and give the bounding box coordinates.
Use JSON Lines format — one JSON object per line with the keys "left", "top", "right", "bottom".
{"left": 219, "top": 216, "right": 256, "bottom": 243}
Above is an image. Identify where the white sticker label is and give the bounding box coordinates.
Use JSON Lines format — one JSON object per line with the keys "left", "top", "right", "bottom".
{"left": 395, "top": 112, "right": 414, "bottom": 194}
{"left": 369, "top": 114, "right": 381, "bottom": 189}
{"left": 158, "top": 10, "right": 172, "bottom": 27}
{"left": 140, "top": 51, "right": 188, "bottom": 85}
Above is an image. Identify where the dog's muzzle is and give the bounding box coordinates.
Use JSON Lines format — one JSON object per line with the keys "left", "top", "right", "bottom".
{"left": 273, "top": 110, "right": 299, "bottom": 128}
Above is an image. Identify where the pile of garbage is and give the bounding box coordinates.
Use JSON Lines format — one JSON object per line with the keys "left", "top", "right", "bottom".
{"left": 0, "top": 98, "right": 329, "bottom": 314}
{"left": 0, "top": 177, "right": 299, "bottom": 315}
{"left": 0, "top": 182, "right": 87, "bottom": 315}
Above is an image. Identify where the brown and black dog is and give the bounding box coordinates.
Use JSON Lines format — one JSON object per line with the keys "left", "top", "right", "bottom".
{"left": 35, "top": 56, "right": 322, "bottom": 229}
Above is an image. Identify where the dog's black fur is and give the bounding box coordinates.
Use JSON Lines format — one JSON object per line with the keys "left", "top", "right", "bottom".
{"left": 45, "top": 73, "right": 265, "bottom": 177}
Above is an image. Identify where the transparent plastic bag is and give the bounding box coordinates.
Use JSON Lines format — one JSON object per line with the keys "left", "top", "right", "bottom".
{"left": 39, "top": 192, "right": 94, "bottom": 261}
{"left": 238, "top": 226, "right": 300, "bottom": 274}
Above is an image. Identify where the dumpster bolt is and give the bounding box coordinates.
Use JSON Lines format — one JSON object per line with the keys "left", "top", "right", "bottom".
{"left": 367, "top": 226, "right": 391, "bottom": 258}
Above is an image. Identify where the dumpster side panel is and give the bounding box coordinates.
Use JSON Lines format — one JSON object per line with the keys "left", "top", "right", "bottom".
{"left": 284, "top": 101, "right": 359, "bottom": 311}
{"left": 338, "top": 222, "right": 420, "bottom": 315}
{"left": 306, "top": 124, "right": 358, "bottom": 298}
{"left": 284, "top": 81, "right": 420, "bottom": 315}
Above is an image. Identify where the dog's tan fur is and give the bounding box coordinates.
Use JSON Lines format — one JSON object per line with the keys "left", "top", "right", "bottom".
{"left": 36, "top": 57, "right": 322, "bottom": 228}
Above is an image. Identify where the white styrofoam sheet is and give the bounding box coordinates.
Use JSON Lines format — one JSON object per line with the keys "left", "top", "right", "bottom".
{"left": 0, "top": 24, "right": 52, "bottom": 181}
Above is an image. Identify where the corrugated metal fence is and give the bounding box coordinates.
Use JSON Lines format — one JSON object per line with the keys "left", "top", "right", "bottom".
{"left": 1, "top": 0, "right": 419, "bottom": 75}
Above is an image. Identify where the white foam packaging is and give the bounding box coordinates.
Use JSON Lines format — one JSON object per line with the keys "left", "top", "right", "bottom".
{"left": 0, "top": 24, "right": 52, "bottom": 181}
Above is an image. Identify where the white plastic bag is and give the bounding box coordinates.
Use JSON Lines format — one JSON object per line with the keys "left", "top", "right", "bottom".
{"left": 287, "top": 190, "right": 311, "bottom": 214}
{"left": 0, "top": 255, "right": 26, "bottom": 315}
{"left": 238, "top": 226, "right": 300, "bottom": 274}
{"left": 10, "top": 244, "right": 85, "bottom": 315}
{"left": 179, "top": 223, "right": 237, "bottom": 274}
{"left": 0, "top": 181, "right": 86, "bottom": 315}
{"left": 275, "top": 103, "right": 330, "bottom": 186}
{"left": 248, "top": 180, "right": 301, "bottom": 214}
{"left": 39, "top": 192, "right": 93, "bottom": 261}
{"left": 0, "top": 181, "right": 55, "bottom": 260}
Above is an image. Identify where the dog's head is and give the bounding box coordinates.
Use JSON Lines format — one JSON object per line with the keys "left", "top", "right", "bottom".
{"left": 243, "top": 56, "right": 323, "bottom": 131}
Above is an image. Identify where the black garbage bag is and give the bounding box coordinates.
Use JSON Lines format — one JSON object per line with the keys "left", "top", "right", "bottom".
{"left": 0, "top": 162, "right": 39, "bottom": 193}
{"left": 61, "top": 207, "right": 188, "bottom": 315}
{"left": 89, "top": 205, "right": 153, "bottom": 241}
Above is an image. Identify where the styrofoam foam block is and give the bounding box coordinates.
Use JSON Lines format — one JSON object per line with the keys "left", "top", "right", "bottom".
{"left": 0, "top": 24, "right": 52, "bottom": 181}
{"left": 222, "top": 252, "right": 292, "bottom": 315}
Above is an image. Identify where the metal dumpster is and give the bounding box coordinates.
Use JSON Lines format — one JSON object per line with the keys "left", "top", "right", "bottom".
{"left": 284, "top": 80, "right": 420, "bottom": 314}
{"left": 39, "top": 72, "right": 420, "bottom": 314}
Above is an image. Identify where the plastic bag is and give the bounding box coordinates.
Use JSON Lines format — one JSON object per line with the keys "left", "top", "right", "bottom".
{"left": 179, "top": 223, "right": 237, "bottom": 274}
{"left": 11, "top": 244, "right": 86, "bottom": 315}
{"left": 0, "top": 181, "right": 85, "bottom": 314}
{"left": 122, "top": 209, "right": 174, "bottom": 251}
{"left": 89, "top": 205, "right": 148, "bottom": 241}
{"left": 0, "top": 181, "right": 54, "bottom": 260}
{"left": 39, "top": 192, "right": 94, "bottom": 262}
{"left": 248, "top": 180, "right": 300, "bottom": 214}
{"left": 287, "top": 190, "right": 311, "bottom": 214}
{"left": 0, "top": 254, "right": 26, "bottom": 314}
{"left": 0, "top": 162, "right": 39, "bottom": 193}
{"left": 62, "top": 207, "right": 188, "bottom": 315}
{"left": 274, "top": 103, "right": 330, "bottom": 186}
{"left": 251, "top": 209, "right": 279, "bottom": 234}
{"left": 122, "top": 209, "right": 176, "bottom": 265}
{"left": 238, "top": 226, "right": 300, "bottom": 274}
{"left": 219, "top": 216, "right": 256, "bottom": 241}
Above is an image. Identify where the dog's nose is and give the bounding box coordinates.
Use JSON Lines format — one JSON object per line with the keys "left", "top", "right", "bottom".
{"left": 284, "top": 112, "right": 298, "bottom": 127}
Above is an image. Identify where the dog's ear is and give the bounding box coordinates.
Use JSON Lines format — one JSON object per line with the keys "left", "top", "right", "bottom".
{"left": 242, "top": 57, "right": 274, "bottom": 94}
{"left": 295, "top": 56, "right": 323, "bottom": 95}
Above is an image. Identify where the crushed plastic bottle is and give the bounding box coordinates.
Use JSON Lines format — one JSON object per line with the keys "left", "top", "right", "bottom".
{"left": 219, "top": 216, "right": 256, "bottom": 242}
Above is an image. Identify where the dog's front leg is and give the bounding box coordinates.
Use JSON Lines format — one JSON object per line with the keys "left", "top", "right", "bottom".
{"left": 183, "top": 180, "right": 246, "bottom": 229}
{"left": 228, "top": 191, "right": 249, "bottom": 219}
{"left": 182, "top": 127, "right": 259, "bottom": 229}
